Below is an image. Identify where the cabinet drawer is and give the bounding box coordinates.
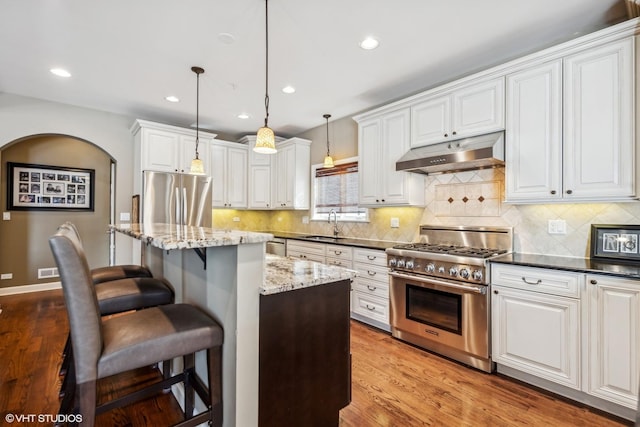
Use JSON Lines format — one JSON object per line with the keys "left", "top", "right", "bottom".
{"left": 353, "top": 248, "right": 387, "bottom": 267}
{"left": 326, "top": 244, "right": 353, "bottom": 261}
{"left": 352, "top": 291, "right": 389, "bottom": 324}
{"left": 354, "top": 262, "right": 389, "bottom": 285}
{"left": 287, "top": 249, "right": 325, "bottom": 264}
{"left": 286, "top": 240, "right": 326, "bottom": 258}
{"left": 491, "top": 264, "right": 582, "bottom": 298}
{"left": 326, "top": 257, "right": 353, "bottom": 268}
{"left": 353, "top": 277, "right": 389, "bottom": 300}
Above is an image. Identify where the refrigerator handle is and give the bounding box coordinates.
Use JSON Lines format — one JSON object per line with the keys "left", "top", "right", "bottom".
{"left": 175, "top": 186, "right": 181, "bottom": 225}
{"left": 183, "top": 187, "right": 188, "bottom": 226}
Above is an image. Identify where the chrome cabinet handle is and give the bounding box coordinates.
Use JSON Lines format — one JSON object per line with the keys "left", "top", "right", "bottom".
{"left": 550, "top": 190, "right": 556, "bottom": 195}
{"left": 367, "top": 255, "right": 376, "bottom": 260}
{"left": 333, "top": 251, "right": 342, "bottom": 255}
{"left": 365, "top": 304, "right": 376, "bottom": 311}
{"left": 367, "top": 270, "right": 376, "bottom": 276}
{"left": 521, "top": 277, "right": 542, "bottom": 285}
{"left": 590, "top": 279, "right": 598, "bottom": 285}
{"left": 566, "top": 190, "right": 573, "bottom": 195}
{"left": 367, "top": 285, "right": 377, "bottom": 291}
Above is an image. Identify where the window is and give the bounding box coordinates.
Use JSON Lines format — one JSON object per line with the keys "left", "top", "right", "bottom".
{"left": 311, "top": 157, "right": 368, "bottom": 222}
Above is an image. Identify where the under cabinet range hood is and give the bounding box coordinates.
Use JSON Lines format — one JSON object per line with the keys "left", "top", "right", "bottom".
{"left": 396, "top": 131, "right": 505, "bottom": 175}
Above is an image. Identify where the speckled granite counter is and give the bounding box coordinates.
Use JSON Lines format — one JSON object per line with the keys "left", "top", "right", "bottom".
{"left": 490, "top": 252, "right": 640, "bottom": 280}
{"left": 266, "top": 230, "right": 403, "bottom": 251}
{"left": 262, "top": 254, "right": 356, "bottom": 295}
{"left": 111, "top": 223, "right": 273, "bottom": 250}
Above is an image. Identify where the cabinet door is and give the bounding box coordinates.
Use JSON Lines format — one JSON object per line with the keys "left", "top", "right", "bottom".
{"left": 226, "top": 147, "right": 247, "bottom": 208}
{"left": 358, "top": 119, "right": 381, "bottom": 205}
{"left": 563, "top": 39, "right": 634, "bottom": 200}
{"left": 452, "top": 77, "right": 505, "bottom": 138}
{"left": 586, "top": 274, "right": 640, "bottom": 409}
{"left": 249, "top": 165, "right": 271, "bottom": 209}
{"left": 380, "top": 109, "right": 411, "bottom": 204}
{"left": 274, "top": 145, "right": 295, "bottom": 208}
{"left": 210, "top": 144, "right": 227, "bottom": 207}
{"left": 141, "top": 128, "right": 180, "bottom": 172}
{"left": 492, "top": 286, "right": 580, "bottom": 389}
{"left": 410, "top": 95, "right": 451, "bottom": 147}
{"left": 505, "top": 61, "right": 562, "bottom": 202}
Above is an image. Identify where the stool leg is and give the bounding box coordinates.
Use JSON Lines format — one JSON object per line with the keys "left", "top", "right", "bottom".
{"left": 162, "top": 360, "right": 171, "bottom": 393}
{"left": 207, "top": 346, "right": 223, "bottom": 427}
{"left": 77, "top": 380, "right": 97, "bottom": 427}
{"left": 183, "top": 353, "right": 195, "bottom": 419}
{"left": 59, "top": 334, "right": 71, "bottom": 377}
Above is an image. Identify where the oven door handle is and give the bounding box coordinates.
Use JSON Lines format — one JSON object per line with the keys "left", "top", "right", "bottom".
{"left": 389, "top": 271, "right": 487, "bottom": 295}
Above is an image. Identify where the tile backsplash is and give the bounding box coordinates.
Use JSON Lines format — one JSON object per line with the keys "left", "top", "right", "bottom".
{"left": 213, "top": 167, "right": 640, "bottom": 258}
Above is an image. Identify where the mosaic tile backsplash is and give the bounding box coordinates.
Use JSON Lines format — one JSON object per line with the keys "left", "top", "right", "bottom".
{"left": 213, "top": 168, "right": 640, "bottom": 258}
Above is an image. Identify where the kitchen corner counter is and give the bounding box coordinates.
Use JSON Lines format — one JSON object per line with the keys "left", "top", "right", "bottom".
{"left": 111, "top": 223, "right": 273, "bottom": 250}
{"left": 262, "top": 254, "right": 357, "bottom": 295}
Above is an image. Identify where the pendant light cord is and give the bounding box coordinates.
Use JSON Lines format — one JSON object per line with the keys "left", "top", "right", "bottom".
{"left": 264, "top": 0, "right": 270, "bottom": 127}
{"left": 195, "top": 70, "right": 200, "bottom": 159}
{"left": 324, "top": 114, "right": 331, "bottom": 156}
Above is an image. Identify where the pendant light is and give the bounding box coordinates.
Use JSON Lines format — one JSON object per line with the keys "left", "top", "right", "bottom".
{"left": 190, "top": 66, "right": 206, "bottom": 174}
{"left": 254, "top": 0, "right": 277, "bottom": 154}
{"left": 323, "top": 114, "right": 335, "bottom": 168}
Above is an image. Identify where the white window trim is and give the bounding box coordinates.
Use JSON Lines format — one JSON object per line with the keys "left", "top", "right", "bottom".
{"left": 310, "top": 156, "right": 369, "bottom": 223}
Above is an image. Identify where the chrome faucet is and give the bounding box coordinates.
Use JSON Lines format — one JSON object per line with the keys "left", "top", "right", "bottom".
{"left": 328, "top": 209, "right": 339, "bottom": 238}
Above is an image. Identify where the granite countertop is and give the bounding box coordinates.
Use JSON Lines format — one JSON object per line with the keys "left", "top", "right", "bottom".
{"left": 111, "top": 223, "right": 273, "bottom": 250}
{"left": 490, "top": 252, "right": 640, "bottom": 280}
{"left": 268, "top": 231, "right": 403, "bottom": 251}
{"left": 262, "top": 254, "right": 357, "bottom": 295}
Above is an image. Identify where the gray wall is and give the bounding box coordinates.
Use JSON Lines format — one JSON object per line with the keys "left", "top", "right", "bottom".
{"left": 297, "top": 116, "right": 358, "bottom": 165}
{"left": 0, "top": 93, "right": 136, "bottom": 289}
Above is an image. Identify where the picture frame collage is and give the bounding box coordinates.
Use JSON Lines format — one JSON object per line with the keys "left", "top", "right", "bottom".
{"left": 590, "top": 224, "right": 640, "bottom": 263}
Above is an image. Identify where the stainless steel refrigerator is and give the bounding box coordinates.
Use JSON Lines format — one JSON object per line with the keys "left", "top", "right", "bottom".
{"left": 142, "top": 170, "right": 212, "bottom": 227}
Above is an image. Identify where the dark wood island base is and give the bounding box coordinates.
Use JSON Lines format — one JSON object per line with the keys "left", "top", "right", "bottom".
{"left": 259, "top": 279, "right": 352, "bottom": 427}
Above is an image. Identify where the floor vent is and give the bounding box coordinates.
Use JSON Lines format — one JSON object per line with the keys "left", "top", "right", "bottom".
{"left": 38, "top": 267, "right": 59, "bottom": 279}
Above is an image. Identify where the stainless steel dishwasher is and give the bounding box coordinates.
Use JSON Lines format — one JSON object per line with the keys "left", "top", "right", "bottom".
{"left": 266, "top": 237, "right": 286, "bottom": 256}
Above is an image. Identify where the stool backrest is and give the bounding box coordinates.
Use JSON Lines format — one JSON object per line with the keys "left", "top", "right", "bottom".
{"left": 49, "top": 225, "right": 103, "bottom": 384}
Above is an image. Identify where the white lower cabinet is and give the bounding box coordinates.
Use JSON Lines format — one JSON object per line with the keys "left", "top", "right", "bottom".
{"left": 492, "top": 284, "right": 581, "bottom": 389}
{"left": 285, "top": 240, "right": 326, "bottom": 264}
{"left": 586, "top": 274, "right": 640, "bottom": 410}
{"left": 351, "top": 248, "right": 390, "bottom": 331}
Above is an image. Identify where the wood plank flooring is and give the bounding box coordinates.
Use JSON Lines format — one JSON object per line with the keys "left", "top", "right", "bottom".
{"left": 0, "top": 289, "right": 632, "bottom": 426}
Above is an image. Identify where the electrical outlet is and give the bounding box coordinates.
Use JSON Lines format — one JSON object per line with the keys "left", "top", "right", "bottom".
{"left": 548, "top": 219, "right": 567, "bottom": 235}
{"left": 120, "top": 212, "right": 131, "bottom": 221}
{"left": 302, "top": 216, "right": 309, "bottom": 224}
{"left": 2, "top": 212, "right": 10, "bottom": 221}
{"left": 390, "top": 217, "right": 400, "bottom": 228}
{"left": 1, "top": 273, "right": 12, "bottom": 280}
{"left": 232, "top": 217, "right": 240, "bottom": 222}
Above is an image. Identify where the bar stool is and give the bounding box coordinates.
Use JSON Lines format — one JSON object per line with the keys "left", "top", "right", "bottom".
{"left": 50, "top": 226, "right": 223, "bottom": 427}
{"left": 56, "top": 223, "right": 174, "bottom": 403}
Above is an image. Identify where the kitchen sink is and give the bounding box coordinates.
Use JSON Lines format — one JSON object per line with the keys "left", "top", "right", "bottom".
{"left": 301, "top": 235, "right": 345, "bottom": 242}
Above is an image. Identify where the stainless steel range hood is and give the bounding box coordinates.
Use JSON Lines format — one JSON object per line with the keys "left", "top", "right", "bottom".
{"left": 396, "top": 131, "right": 505, "bottom": 175}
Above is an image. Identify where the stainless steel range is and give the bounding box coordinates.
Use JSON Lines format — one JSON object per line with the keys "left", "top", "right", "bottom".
{"left": 386, "top": 225, "right": 513, "bottom": 372}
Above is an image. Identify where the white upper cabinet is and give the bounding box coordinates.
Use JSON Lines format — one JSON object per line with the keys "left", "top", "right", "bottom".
{"left": 210, "top": 140, "right": 248, "bottom": 208}
{"left": 505, "top": 38, "right": 635, "bottom": 203}
{"left": 411, "top": 77, "right": 505, "bottom": 147}
{"left": 563, "top": 38, "right": 635, "bottom": 200}
{"left": 272, "top": 138, "right": 311, "bottom": 210}
{"left": 132, "top": 120, "right": 214, "bottom": 175}
{"left": 357, "top": 108, "right": 425, "bottom": 207}
{"left": 505, "top": 60, "right": 563, "bottom": 201}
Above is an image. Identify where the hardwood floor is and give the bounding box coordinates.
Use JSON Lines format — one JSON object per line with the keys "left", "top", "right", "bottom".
{"left": 0, "top": 289, "right": 631, "bottom": 426}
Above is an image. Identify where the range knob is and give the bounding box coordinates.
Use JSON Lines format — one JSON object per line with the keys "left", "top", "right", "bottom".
{"left": 388, "top": 258, "right": 397, "bottom": 267}
{"left": 425, "top": 263, "right": 436, "bottom": 273}
{"left": 449, "top": 267, "right": 458, "bottom": 277}
{"left": 438, "top": 266, "right": 445, "bottom": 274}
{"left": 397, "top": 259, "right": 406, "bottom": 268}
{"left": 406, "top": 259, "right": 415, "bottom": 270}
{"left": 472, "top": 270, "right": 483, "bottom": 281}
{"left": 459, "top": 268, "right": 470, "bottom": 279}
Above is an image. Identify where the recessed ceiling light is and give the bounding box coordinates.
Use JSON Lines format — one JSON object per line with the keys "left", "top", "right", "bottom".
{"left": 218, "top": 32, "right": 236, "bottom": 44}
{"left": 165, "top": 95, "right": 179, "bottom": 103}
{"left": 282, "top": 86, "right": 296, "bottom": 94}
{"left": 237, "top": 113, "right": 250, "bottom": 119}
{"left": 50, "top": 68, "right": 71, "bottom": 78}
{"left": 359, "top": 37, "right": 379, "bottom": 50}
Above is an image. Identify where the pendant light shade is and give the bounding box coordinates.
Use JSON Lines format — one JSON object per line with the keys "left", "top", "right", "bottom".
{"left": 323, "top": 114, "right": 335, "bottom": 168}
{"left": 254, "top": 0, "right": 277, "bottom": 154}
{"left": 190, "top": 66, "right": 206, "bottom": 174}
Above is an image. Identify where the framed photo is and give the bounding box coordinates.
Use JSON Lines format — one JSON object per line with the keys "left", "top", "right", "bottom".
{"left": 590, "top": 224, "right": 640, "bottom": 263}
{"left": 7, "top": 162, "right": 95, "bottom": 211}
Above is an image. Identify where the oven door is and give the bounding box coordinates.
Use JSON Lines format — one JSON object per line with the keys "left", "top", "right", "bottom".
{"left": 389, "top": 271, "right": 489, "bottom": 361}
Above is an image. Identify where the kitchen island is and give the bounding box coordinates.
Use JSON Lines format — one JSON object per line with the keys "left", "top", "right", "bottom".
{"left": 112, "top": 223, "right": 356, "bottom": 427}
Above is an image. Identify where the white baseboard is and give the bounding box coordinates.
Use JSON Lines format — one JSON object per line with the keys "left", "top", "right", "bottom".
{"left": 0, "top": 281, "right": 61, "bottom": 296}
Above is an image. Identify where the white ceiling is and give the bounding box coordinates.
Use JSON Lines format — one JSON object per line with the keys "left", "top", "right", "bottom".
{"left": 0, "top": 0, "right": 628, "bottom": 140}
